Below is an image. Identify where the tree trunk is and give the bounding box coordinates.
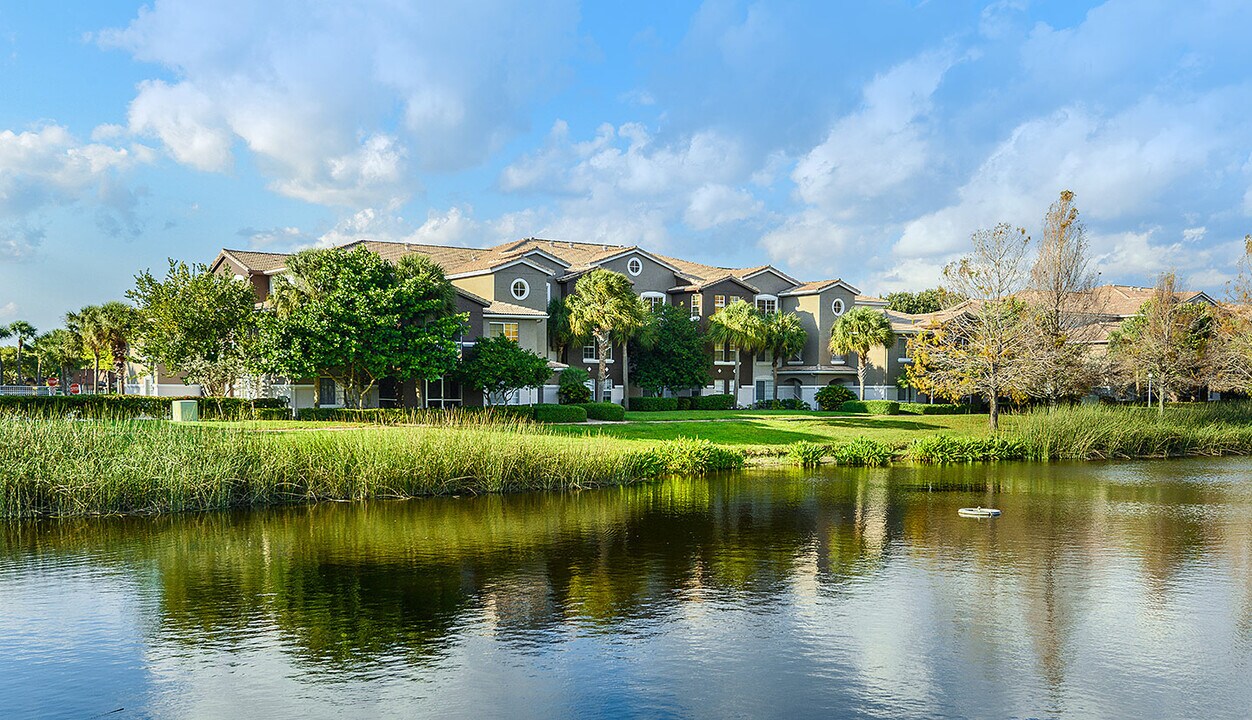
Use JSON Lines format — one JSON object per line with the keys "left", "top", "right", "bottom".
{"left": 621, "top": 340, "right": 630, "bottom": 407}
{"left": 732, "top": 343, "right": 740, "bottom": 407}
{"left": 857, "top": 359, "right": 866, "bottom": 401}
{"left": 313, "top": 378, "right": 321, "bottom": 409}
{"left": 989, "top": 394, "right": 999, "bottom": 431}
{"left": 1158, "top": 383, "right": 1165, "bottom": 416}
{"left": 15, "top": 343, "right": 22, "bottom": 385}
{"left": 771, "top": 359, "right": 780, "bottom": 401}
{"left": 598, "top": 334, "right": 609, "bottom": 404}
{"left": 92, "top": 352, "right": 100, "bottom": 394}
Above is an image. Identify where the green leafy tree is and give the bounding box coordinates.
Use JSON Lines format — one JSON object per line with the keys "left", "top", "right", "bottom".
{"left": 760, "top": 311, "right": 808, "bottom": 400}
{"left": 629, "top": 304, "right": 710, "bottom": 396}
{"left": 98, "top": 302, "right": 139, "bottom": 394}
{"left": 456, "top": 334, "right": 552, "bottom": 405}
{"left": 30, "top": 329, "right": 84, "bottom": 390}
{"left": 566, "top": 269, "right": 647, "bottom": 404}
{"left": 129, "top": 259, "right": 260, "bottom": 396}
{"left": 557, "top": 366, "right": 592, "bottom": 404}
{"left": 707, "top": 298, "right": 766, "bottom": 403}
{"left": 260, "top": 247, "right": 466, "bottom": 408}
{"left": 829, "top": 306, "right": 895, "bottom": 401}
{"left": 0, "top": 324, "right": 9, "bottom": 385}
{"left": 7, "top": 321, "right": 37, "bottom": 385}
{"left": 884, "top": 288, "right": 964, "bottom": 315}
{"left": 65, "top": 307, "right": 103, "bottom": 394}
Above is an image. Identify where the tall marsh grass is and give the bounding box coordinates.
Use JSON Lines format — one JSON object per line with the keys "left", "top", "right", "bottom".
{"left": 0, "top": 413, "right": 660, "bottom": 517}
{"left": 1012, "top": 403, "right": 1252, "bottom": 460}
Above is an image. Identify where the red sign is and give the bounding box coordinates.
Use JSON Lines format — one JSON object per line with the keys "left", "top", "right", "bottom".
{"left": 47, "top": 377, "right": 59, "bottom": 387}
{"left": 69, "top": 383, "right": 82, "bottom": 395}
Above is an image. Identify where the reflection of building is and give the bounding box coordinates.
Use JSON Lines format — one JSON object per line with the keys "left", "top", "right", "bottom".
{"left": 204, "top": 239, "right": 903, "bottom": 408}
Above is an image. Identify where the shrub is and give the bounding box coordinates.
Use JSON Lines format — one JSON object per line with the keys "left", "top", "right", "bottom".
{"left": 675, "top": 397, "right": 693, "bottom": 411}
{"left": 629, "top": 396, "right": 678, "bottom": 412}
{"left": 898, "top": 402, "right": 968, "bottom": 415}
{"left": 831, "top": 437, "right": 896, "bottom": 466}
{"left": 787, "top": 440, "right": 827, "bottom": 467}
{"left": 753, "top": 398, "right": 812, "bottom": 410}
{"left": 558, "top": 366, "right": 592, "bottom": 405}
{"left": 578, "top": 402, "right": 626, "bottom": 421}
{"left": 691, "top": 393, "right": 735, "bottom": 410}
{"left": 655, "top": 437, "right": 745, "bottom": 474}
{"left": 533, "top": 404, "right": 587, "bottom": 423}
{"left": 908, "top": 435, "right": 1026, "bottom": 463}
{"left": 815, "top": 385, "right": 856, "bottom": 411}
{"left": 838, "top": 400, "right": 901, "bottom": 415}
{"left": 0, "top": 395, "right": 286, "bottom": 420}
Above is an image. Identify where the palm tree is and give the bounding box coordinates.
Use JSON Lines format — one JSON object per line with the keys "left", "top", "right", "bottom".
{"left": 761, "top": 311, "right": 808, "bottom": 401}
{"left": 708, "top": 299, "right": 766, "bottom": 405}
{"left": 32, "top": 329, "right": 82, "bottom": 391}
{"left": 8, "top": 321, "right": 37, "bottom": 385}
{"left": 830, "top": 306, "right": 896, "bottom": 401}
{"left": 66, "top": 307, "right": 105, "bottom": 394}
{"left": 0, "top": 324, "right": 9, "bottom": 385}
{"left": 97, "top": 302, "right": 137, "bottom": 394}
{"left": 566, "top": 269, "right": 647, "bottom": 405}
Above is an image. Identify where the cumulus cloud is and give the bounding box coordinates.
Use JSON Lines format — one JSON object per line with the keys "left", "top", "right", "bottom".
{"left": 98, "top": 0, "right": 580, "bottom": 207}
{"left": 0, "top": 124, "right": 152, "bottom": 258}
{"left": 0, "top": 301, "right": 17, "bottom": 319}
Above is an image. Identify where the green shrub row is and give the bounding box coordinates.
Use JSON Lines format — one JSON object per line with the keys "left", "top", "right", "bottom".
{"left": 898, "top": 402, "right": 969, "bottom": 415}
{"left": 907, "top": 435, "right": 1026, "bottom": 463}
{"left": 838, "top": 400, "right": 901, "bottom": 415}
{"left": 0, "top": 395, "right": 287, "bottom": 420}
{"left": 753, "top": 399, "right": 812, "bottom": 410}
{"left": 831, "top": 437, "right": 897, "bottom": 466}
{"left": 815, "top": 385, "right": 856, "bottom": 410}
{"left": 629, "top": 396, "right": 679, "bottom": 412}
{"left": 691, "top": 394, "right": 735, "bottom": 410}
{"left": 654, "top": 437, "right": 745, "bottom": 474}
{"left": 291, "top": 405, "right": 589, "bottom": 423}
{"left": 577, "top": 402, "right": 626, "bottom": 421}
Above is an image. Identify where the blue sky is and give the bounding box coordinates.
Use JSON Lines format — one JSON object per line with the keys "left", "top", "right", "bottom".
{"left": 3, "top": 0, "right": 1252, "bottom": 329}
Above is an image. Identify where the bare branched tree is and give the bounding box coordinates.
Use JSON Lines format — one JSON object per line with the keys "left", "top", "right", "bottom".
{"left": 1211, "top": 235, "right": 1252, "bottom": 395}
{"left": 907, "top": 223, "right": 1037, "bottom": 430}
{"left": 1026, "top": 190, "right": 1101, "bottom": 403}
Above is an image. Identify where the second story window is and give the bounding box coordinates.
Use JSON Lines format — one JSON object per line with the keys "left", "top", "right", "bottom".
{"left": 583, "top": 344, "right": 613, "bottom": 362}
{"left": 511, "top": 278, "right": 530, "bottom": 300}
{"left": 831, "top": 298, "right": 845, "bottom": 316}
{"left": 756, "top": 295, "right": 777, "bottom": 314}
{"left": 627, "top": 257, "right": 643, "bottom": 276}
{"left": 714, "top": 294, "right": 727, "bottom": 311}
{"left": 641, "top": 292, "right": 665, "bottom": 312}
{"left": 490, "top": 322, "right": 519, "bottom": 343}
{"left": 714, "top": 343, "right": 738, "bottom": 364}
{"left": 690, "top": 294, "right": 702, "bottom": 318}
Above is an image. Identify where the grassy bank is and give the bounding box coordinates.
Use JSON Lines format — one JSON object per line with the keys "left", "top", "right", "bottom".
{"left": 0, "top": 414, "right": 670, "bottom": 517}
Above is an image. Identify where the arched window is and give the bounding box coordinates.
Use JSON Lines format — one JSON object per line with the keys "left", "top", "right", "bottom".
{"left": 755, "top": 294, "right": 778, "bottom": 314}
{"left": 627, "top": 257, "right": 643, "bottom": 276}
{"left": 511, "top": 278, "right": 530, "bottom": 300}
{"left": 640, "top": 291, "right": 665, "bottom": 312}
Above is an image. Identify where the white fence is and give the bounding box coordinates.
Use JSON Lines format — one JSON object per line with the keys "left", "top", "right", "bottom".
{"left": 0, "top": 386, "right": 61, "bottom": 396}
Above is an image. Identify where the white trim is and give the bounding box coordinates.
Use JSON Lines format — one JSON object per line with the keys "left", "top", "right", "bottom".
{"left": 510, "top": 278, "right": 531, "bottom": 300}
{"left": 483, "top": 312, "right": 548, "bottom": 319}
{"left": 447, "top": 257, "right": 555, "bottom": 280}
{"left": 627, "top": 257, "right": 643, "bottom": 276}
{"left": 519, "top": 248, "right": 571, "bottom": 267}
{"left": 754, "top": 293, "right": 778, "bottom": 314}
{"left": 589, "top": 248, "right": 685, "bottom": 275}
{"left": 742, "top": 266, "right": 800, "bottom": 285}
{"left": 831, "top": 298, "right": 846, "bottom": 316}
{"left": 780, "top": 279, "right": 861, "bottom": 297}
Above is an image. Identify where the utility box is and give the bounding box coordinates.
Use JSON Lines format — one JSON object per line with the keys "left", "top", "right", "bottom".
{"left": 171, "top": 400, "right": 199, "bottom": 422}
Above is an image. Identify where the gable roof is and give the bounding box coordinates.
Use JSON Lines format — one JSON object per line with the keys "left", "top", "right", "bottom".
{"left": 779, "top": 279, "right": 861, "bottom": 296}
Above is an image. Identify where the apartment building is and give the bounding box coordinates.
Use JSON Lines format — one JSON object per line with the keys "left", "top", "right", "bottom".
{"left": 208, "top": 237, "right": 905, "bottom": 409}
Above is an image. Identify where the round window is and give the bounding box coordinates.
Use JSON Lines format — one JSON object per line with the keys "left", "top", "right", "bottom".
{"left": 831, "top": 298, "right": 845, "bottom": 315}
{"left": 511, "top": 278, "right": 530, "bottom": 300}
{"left": 627, "top": 257, "right": 643, "bottom": 276}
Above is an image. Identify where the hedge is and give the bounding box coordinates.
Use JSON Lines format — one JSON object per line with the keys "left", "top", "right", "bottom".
{"left": 753, "top": 399, "right": 811, "bottom": 410}
{"left": 691, "top": 394, "right": 735, "bottom": 410}
{"left": 814, "top": 385, "right": 856, "bottom": 411}
{"left": 577, "top": 402, "right": 626, "bottom": 421}
{"left": 898, "top": 402, "right": 969, "bottom": 415}
{"left": 533, "top": 404, "right": 587, "bottom": 423}
{"left": 293, "top": 405, "right": 581, "bottom": 423}
{"left": 0, "top": 395, "right": 287, "bottom": 420}
{"left": 629, "top": 396, "right": 679, "bottom": 412}
{"left": 675, "top": 397, "right": 693, "bottom": 411}
{"left": 838, "top": 400, "right": 901, "bottom": 415}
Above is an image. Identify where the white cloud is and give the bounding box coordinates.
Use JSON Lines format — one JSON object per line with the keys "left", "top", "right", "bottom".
{"left": 758, "top": 211, "right": 855, "bottom": 272}
{"left": 792, "top": 51, "right": 957, "bottom": 213}
{"left": 100, "top": 0, "right": 580, "bottom": 207}
{"left": 684, "top": 184, "right": 763, "bottom": 230}
{"left": 0, "top": 301, "right": 16, "bottom": 319}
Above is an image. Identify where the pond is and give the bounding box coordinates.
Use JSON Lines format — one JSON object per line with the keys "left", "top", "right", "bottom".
{"left": 3, "top": 459, "right": 1251, "bottom": 719}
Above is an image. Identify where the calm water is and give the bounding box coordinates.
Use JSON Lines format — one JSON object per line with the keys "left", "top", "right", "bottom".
{"left": 3, "top": 460, "right": 1252, "bottom": 719}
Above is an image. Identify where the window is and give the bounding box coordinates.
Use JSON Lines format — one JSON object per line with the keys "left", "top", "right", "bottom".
{"left": 714, "top": 344, "right": 738, "bottom": 364}
{"left": 490, "top": 322, "right": 519, "bottom": 342}
{"left": 641, "top": 292, "right": 665, "bottom": 312}
{"left": 583, "top": 344, "right": 613, "bottom": 362}
{"left": 714, "top": 294, "right": 727, "bottom": 311}
{"left": 627, "top": 257, "right": 643, "bottom": 276}
{"left": 788, "top": 348, "right": 804, "bottom": 364}
{"left": 426, "top": 377, "right": 462, "bottom": 409}
{"left": 510, "top": 278, "right": 530, "bottom": 300}
{"left": 831, "top": 298, "right": 845, "bottom": 315}
{"left": 754, "top": 379, "right": 774, "bottom": 404}
{"left": 755, "top": 295, "right": 777, "bottom": 315}
{"left": 318, "top": 377, "right": 337, "bottom": 406}
{"left": 690, "top": 294, "right": 702, "bottom": 318}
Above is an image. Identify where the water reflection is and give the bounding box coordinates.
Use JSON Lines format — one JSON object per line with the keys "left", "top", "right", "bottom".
{"left": 3, "top": 459, "right": 1251, "bottom": 718}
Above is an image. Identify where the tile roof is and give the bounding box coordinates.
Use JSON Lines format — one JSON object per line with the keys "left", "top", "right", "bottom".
{"left": 483, "top": 300, "right": 547, "bottom": 317}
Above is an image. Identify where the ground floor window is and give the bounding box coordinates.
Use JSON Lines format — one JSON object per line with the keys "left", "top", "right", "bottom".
{"left": 426, "top": 377, "right": 462, "bottom": 408}
{"left": 754, "top": 379, "right": 775, "bottom": 403}
{"left": 318, "top": 377, "right": 337, "bottom": 406}
{"left": 490, "top": 322, "right": 520, "bottom": 343}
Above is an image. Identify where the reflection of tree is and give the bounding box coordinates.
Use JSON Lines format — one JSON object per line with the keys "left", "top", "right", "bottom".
{"left": 2, "top": 459, "right": 1248, "bottom": 679}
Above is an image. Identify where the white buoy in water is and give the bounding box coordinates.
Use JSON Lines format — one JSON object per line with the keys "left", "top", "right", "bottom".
{"left": 958, "top": 506, "right": 1001, "bottom": 518}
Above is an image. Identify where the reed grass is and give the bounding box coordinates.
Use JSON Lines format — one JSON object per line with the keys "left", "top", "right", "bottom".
{"left": 0, "top": 413, "right": 662, "bottom": 517}
{"left": 1011, "top": 402, "right": 1252, "bottom": 460}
